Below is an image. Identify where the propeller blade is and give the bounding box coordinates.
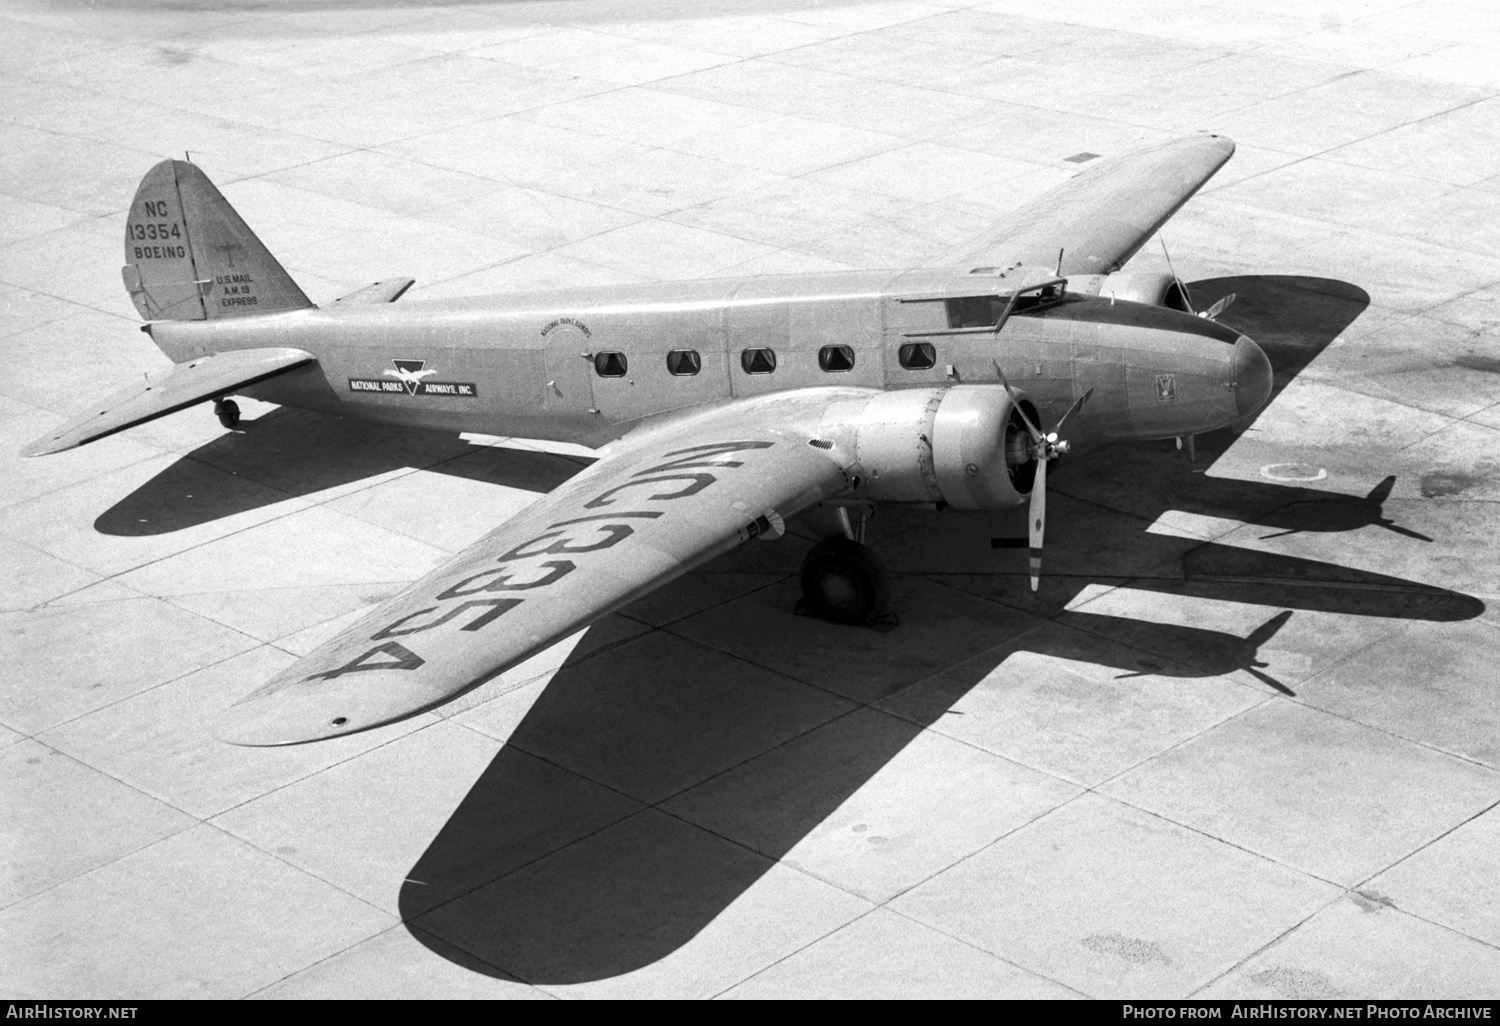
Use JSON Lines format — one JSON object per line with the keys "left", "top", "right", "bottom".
{"left": 1201, "top": 292, "right": 1236, "bottom": 320}
{"left": 1159, "top": 235, "right": 1195, "bottom": 316}
{"left": 1028, "top": 456, "right": 1047, "bottom": 592}
{"left": 994, "top": 363, "right": 1043, "bottom": 442}
{"left": 1053, "top": 387, "right": 1095, "bottom": 436}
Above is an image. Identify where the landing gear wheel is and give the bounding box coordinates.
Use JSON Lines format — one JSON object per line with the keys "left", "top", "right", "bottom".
{"left": 215, "top": 398, "right": 240, "bottom": 429}
{"left": 799, "top": 536, "right": 890, "bottom": 626}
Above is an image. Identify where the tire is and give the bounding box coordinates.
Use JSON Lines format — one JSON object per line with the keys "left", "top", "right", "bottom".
{"left": 216, "top": 399, "right": 240, "bottom": 429}
{"left": 799, "top": 536, "right": 890, "bottom": 626}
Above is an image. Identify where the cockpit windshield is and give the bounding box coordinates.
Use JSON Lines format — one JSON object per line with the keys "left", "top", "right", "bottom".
{"left": 944, "top": 283, "right": 1065, "bottom": 328}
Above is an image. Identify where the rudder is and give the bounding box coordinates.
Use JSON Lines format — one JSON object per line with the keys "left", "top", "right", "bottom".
{"left": 123, "top": 160, "right": 312, "bottom": 321}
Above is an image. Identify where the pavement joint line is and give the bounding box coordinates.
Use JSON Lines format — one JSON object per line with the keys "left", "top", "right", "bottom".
{"left": 883, "top": 900, "right": 1097, "bottom": 998}
{"left": 393, "top": 802, "right": 666, "bottom": 988}
{"left": 1390, "top": 408, "right": 1492, "bottom": 454}
{"left": 713, "top": 784, "right": 1108, "bottom": 993}
{"left": 1, "top": 535, "right": 141, "bottom": 612}
{"left": 448, "top": 675, "right": 1077, "bottom": 949}
{"left": 702, "top": 903, "right": 890, "bottom": 999}
{"left": 1184, "top": 885, "right": 1349, "bottom": 999}
{"left": 1343, "top": 793, "right": 1500, "bottom": 953}
{"left": 1310, "top": 373, "right": 1500, "bottom": 425}
{"left": 1095, "top": 786, "right": 1356, "bottom": 894}
{"left": 0, "top": 737, "right": 201, "bottom": 918}
{"left": 615, "top": 570, "right": 795, "bottom": 630}
{"left": 0, "top": 274, "right": 138, "bottom": 325}
{"left": 1276, "top": 640, "right": 1500, "bottom": 776}
{"left": 238, "top": 923, "right": 429, "bottom": 1000}
{"left": 1079, "top": 692, "right": 1281, "bottom": 795}
{"left": 816, "top": 787, "right": 1116, "bottom": 992}
{"left": 15, "top": 626, "right": 264, "bottom": 744}
{"left": 656, "top": 609, "right": 872, "bottom": 704}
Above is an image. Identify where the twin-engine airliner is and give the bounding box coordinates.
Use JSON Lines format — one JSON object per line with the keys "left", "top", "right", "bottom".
{"left": 24, "top": 133, "right": 1271, "bottom": 745}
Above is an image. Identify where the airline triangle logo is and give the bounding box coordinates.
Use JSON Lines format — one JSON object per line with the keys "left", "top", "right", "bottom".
{"left": 348, "top": 360, "right": 478, "bottom": 399}
{"left": 385, "top": 359, "right": 436, "bottom": 395}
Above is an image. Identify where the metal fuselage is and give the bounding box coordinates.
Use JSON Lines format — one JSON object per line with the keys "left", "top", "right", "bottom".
{"left": 148, "top": 268, "right": 1264, "bottom": 453}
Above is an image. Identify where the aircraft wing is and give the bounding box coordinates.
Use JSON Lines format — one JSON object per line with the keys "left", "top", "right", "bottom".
{"left": 218, "top": 390, "right": 866, "bottom": 745}
{"left": 21, "top": 347, "right": 314, "bottom": 456}
{"left": 939, "top": 134, "right": 1235, "bottom": 275}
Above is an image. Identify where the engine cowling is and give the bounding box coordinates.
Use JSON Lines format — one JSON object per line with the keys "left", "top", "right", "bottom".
{"left": 819, "top": 386, "right": 1038, "bottom": 510}
{"left": 1069, "top": 271, "right": 1190, "bottom": 310}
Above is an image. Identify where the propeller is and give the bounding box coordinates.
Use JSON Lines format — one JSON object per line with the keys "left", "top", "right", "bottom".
{"left": 1159, "top": 235, "right": 1235, "bottom": 321}
{"left": 995, "top": 366, "right": 1093, "bottom": 592}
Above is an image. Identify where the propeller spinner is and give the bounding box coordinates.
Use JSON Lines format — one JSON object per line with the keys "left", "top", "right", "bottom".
{"left": 995, "top": 368, "right": 1093, "bottom": 592}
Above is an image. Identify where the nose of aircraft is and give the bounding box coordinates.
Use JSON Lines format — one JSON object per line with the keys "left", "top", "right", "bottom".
{"left": 1233, "top": 335, "right": 1272, "bottom": 417}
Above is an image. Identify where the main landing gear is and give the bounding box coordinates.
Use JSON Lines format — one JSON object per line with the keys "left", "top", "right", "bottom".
{"left": 214, "top": 397, "right": 240, "bottom": 429}
{"left": 796, "top": 506, "right": 893, "bottom": 628}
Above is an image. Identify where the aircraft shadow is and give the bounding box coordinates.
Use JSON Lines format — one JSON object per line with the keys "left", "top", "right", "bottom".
{"left": 396, "top": 452, "right": 1481, "bottom": 985}
{"left": 385, "top": 274, "right": 1486, "bottom": 985}
{"left": 92, "top": 412, "right": 588, "bottom": 537}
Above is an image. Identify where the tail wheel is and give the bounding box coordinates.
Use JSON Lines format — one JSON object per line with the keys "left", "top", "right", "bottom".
{"left": 215, "top": 398, "right": 240, "bottom": 429}
{"left": 799, "top": 537, "right": 890, "bottom": 626}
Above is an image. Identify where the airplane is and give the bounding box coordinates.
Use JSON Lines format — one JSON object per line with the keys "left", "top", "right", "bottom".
{"left": 22, "top": 133, "right": 1273, "bottom": 746}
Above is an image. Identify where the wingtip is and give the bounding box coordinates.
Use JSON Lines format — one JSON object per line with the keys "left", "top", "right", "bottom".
{"left": 215, "top": 671, "right": 421, "bottom": 746}
{"left": 1194, "top": 133, "right": 1236, "bottom": 160}
{"left": 19, "top": 436, "right": 68, "bottom": 458}
{"left": 217, "top": 691, "right": 367, "bottom": 746}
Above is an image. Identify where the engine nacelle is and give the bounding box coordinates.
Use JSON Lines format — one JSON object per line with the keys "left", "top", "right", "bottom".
{"left": 1069, "top": 271, "right": 1190, "bottom": 310}
{"left": 821, "top": 386, "right": 1038, "bottom": 510}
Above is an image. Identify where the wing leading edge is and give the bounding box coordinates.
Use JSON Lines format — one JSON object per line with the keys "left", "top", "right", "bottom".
{"left": 218, "top": 390, "right": 869, "bottom": 746}
{"left": 940, "top": 134, "right": 1236, "bottom": 276}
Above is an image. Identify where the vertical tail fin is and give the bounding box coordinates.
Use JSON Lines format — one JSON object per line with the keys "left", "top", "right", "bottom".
{"left": 123, "top": 160, "right": 313, "bottom": 321}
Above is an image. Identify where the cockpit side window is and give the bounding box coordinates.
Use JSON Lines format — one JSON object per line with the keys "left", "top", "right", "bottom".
{"left": 946, "top": 295, "right": 1005, "bottom": 328}
{"left": 945, "top": 285, "right": 1064, "bottom": 327}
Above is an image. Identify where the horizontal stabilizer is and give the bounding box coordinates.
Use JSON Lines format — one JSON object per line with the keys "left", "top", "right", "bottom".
{"left": 21, "top": 347, "right": 314, "bottom": 456}
{"left": 329, "top": 278, "right": 415, "bottom": 305}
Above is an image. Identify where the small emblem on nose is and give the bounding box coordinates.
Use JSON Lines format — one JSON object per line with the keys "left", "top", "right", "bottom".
{"left": 1155, "top": 374, "right": 1178, "bottom": 402}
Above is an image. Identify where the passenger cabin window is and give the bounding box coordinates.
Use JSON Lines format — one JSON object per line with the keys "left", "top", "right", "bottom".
{"left": 946, "top": 295, "right": 1006, "bottom": 329}
{"left": 593, "top": 351, "right": 627, "bottom": 377}
{"left": 818, "top": 345, "right": 855, "bottom": 372}
{"left": 741, "top": 348, "right": 777, "bottom": 374}
{"left": 666, "top": 349, "right": 701, "bottom": 376}
{"left": 899, "top": 342, "right": 936, "bottom": 370}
